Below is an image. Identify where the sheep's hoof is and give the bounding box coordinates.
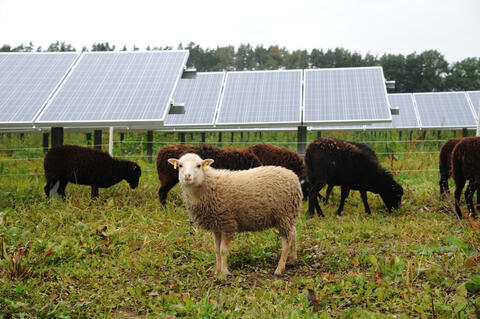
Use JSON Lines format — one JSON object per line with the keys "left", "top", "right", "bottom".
{"left": 274, "top": 268, "right": 284, "bottom": 276}
{"left": 287, "top": 258, "right": 297, "bottom": 265}
{"left": 217, "top": 271, "right": 230, "bottom": 280}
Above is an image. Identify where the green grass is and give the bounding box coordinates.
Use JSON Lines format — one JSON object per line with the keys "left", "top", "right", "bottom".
{"left": 1, "top": 131, "right": 479, "bottom": 318}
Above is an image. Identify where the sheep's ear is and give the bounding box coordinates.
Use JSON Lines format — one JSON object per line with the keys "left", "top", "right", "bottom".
{"left": 202, "top": 159, "right": 214, "bottom": 168}
{"left": 168, "top": 158, "right": 179, "bottom": 169}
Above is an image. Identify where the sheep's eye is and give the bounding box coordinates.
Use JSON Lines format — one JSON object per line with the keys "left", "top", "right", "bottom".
{"left": 196, "top": 164, "right": 201, "bottom": 168}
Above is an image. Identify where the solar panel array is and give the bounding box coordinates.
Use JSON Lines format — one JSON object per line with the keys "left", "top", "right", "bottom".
{"left": 164, "top": 72, "right": 225, "bottom": 127}
{"left": 467, "top": 91, "right": 480, "bottom": 118}
{"left": 0, "top": 53, "right": 79, "bottom": 127}
{"left": 304, "top": 67, "right": 392, "bottom": 124}
{"left": 215, "top": 70, "right": 302, "bottom": 126}
{"left": 414, "top": 92, "right": 477, "bottom": 129}
{"left": 36, "top": 51, "right": 188, "bottom": 127}
{"left": 0, "top": 51, "right": 478, "bottom": 132}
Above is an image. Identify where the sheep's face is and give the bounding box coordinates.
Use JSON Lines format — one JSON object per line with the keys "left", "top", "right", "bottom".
{"left": 380, "top": 181, "right": 403, "bottom": 211}
{"left": 126, "top": 163, "right": 142, "bottom": 189}
{"left": 300, "top": 180, "right": 311, "bottom": 201}
{"left": 168, "top": 153, "right": 214, "bottom": 187}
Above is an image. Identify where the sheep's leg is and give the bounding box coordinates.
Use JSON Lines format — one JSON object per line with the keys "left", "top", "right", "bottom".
{"left": 439, "top": 176, "right": 450, "bottom": 197}
{"left": 335, "top": 186, "right": 350, "bottom": 216}
{"left": 218, "top": 233, "right": 233, "bottom": 279}
{"left": 57, "top": 180, "right": 68, "bottom": 199}
{"left": 274, "top": 235, "right": 289, "bottom": 275}
{"left": 213, "top": 232, "right": 222, "bottom": 275}
{"left": 91, "top": 186, "right": 99, "bottom": 199}
{"left": 360, "top": 190, "right": 371, "bottom": 214}
{"left": 158, "top": 180, "right": 178, "bottom": 205}
{"left": 465, "top": 183, "right": 476, "bottom": 217}
{"left": 324, "top": 184, "right": 334, "bottom": 203}
{"left": 44, "top": 183, "right": 51, "bottom": 198}
{"left": 476, "top": 185, "right": 480, "bottom": 214}
{"left": 287, "top": 226, "right": 297, "bottom": 265}
{"left": 454, "top": 178, "right": 465, "bottom": 218}
{"left": 308, "top": 182, "right": 325, "bottom": 217}
{"left": 45, "top": 180, "right": 60, "bottom": 199}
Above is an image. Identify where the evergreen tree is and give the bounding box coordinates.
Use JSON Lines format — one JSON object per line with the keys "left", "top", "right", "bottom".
{"left": 91, "top": 42, "right": 115, "bottom": 51}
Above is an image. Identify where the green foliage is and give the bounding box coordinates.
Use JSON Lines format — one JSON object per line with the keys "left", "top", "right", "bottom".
{"left": 0, "top": 131, "right": 480, "bottom": 317}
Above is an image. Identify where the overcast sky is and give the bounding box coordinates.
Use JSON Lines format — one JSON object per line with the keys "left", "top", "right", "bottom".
{"left": 0, "top": 0, "right": 478, "bottom": 63}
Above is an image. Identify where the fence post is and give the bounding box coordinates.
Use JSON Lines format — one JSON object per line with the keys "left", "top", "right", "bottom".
{"left": 43, "top": 133, "right": 49, "bottom": 153}
{"left": 94, "top": 130, "right": 102, "bottom": 150}
{"left": 147, "top": 130, "right": 153, "bottom": 163}
{"left": 86, "top": 133, "right": 92, "bottom": 146}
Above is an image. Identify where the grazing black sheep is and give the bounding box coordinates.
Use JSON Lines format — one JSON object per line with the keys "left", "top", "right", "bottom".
{"left": 305, "top": 138, "right": 403, "bottom": 217}
{"left": 451, "top": 136, "right": 480, "bottom": 218}
{"left": 44, "top": 145, "right": 141, "bottom": 199}
{"left": 156, "top": 144, "right": 261, "bottom": 205}
{"left": 322, "top": 141, "right": 378, "bottom": 203}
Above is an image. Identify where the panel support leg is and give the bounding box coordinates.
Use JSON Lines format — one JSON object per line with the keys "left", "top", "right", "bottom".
{"left": 297, "top": 126, "right": 307, "bottom": 156}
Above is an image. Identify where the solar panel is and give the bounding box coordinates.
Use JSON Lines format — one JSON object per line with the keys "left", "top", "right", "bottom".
{"left": 371, "top": 93, "right": 420, "bottom": 129}
{"left": 467, "top": 91, "right": 480, "bottom": 118}
{"left": 215, "top": 70, "right": 302, "bottom": 127}
{"left": 303, "top": 67, "right": 392, "bottom": 125}
{"left": 308, "top": 94, "right": 420, "bottom": 131}
{"left": 36, "top": 51, "right": 188, "bottom": 127}
{"left": 0, "top": 52, "right": 79, "bottom": 128}
{"left": 413, "top": 92, "right": 476, "bottom": 129}
{"left": 164, "top": 72, "right": 225, "bottom": 127}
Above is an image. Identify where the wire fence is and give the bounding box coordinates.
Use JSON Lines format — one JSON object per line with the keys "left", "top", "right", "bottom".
{"left": 0, "top": 138, "right": 446, "bottom": 178}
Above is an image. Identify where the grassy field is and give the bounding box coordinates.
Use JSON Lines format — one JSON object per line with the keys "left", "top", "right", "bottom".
{"left": 0, "top": 131, "right": 479, "bottom": 318}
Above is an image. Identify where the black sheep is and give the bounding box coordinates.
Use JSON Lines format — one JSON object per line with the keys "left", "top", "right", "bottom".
{"left": 439, "top": 138, "right": 479, "bottom": 205}
{"left": 156, "top": 143, "right": 261, "bottom": 205}
{"left": 439, "top": 138, "right": 462, "bottom": 196}
{"left": 156, "top": 144, "right": 201, "bottom": 204}
{"left": 305, "top": 138, "right": 403, "bottom": 217}
{"left": 322, "top": 141, "right": 378, "bottom": 203}
{"left": 451, "top": 136, "right": 480, "bottom": 218}
{"left": 44, "top": 145, "right": 141, "bottom": 199}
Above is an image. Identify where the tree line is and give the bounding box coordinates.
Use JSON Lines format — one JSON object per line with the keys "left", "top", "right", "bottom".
{"left": 1, "top": 41, "right": 479, "bottom": 93}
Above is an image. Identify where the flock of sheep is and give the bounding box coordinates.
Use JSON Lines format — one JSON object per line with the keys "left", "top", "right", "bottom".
{"left": 42, "top": 136, "right": 480, "bottom": 278}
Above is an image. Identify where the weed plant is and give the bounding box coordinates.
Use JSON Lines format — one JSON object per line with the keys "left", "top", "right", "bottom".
{"left": 0, "top": 130, "right": 479, "bottom": 318}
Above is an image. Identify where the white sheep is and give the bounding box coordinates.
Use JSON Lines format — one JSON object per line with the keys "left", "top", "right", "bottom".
{"left": 168, "top": 153, "right": 302, "bottom": 279}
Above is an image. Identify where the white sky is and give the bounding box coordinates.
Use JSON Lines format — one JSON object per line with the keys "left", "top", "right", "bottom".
{"left": 0, "top": 0, "right": 478, "bottom": 63}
